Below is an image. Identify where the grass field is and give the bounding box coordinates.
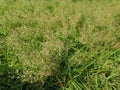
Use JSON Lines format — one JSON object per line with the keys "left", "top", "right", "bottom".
{"left": 0, "top": 0, "right": 120, "bottom": 90}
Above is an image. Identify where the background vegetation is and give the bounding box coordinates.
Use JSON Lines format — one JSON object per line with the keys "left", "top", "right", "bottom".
{"left": 0, "top": 0, "right": 120, "bottom": 90}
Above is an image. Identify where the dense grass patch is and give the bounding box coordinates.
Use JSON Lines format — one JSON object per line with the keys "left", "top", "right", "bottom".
{"left": 0, "top": 0, "right": 120, "bottom": 90}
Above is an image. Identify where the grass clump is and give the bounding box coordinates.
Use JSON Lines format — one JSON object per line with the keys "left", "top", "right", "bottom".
{"left": 0, "top": 0, "right": 120, "bottom": 90}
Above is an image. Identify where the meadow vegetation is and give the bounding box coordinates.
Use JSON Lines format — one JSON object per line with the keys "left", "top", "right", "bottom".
{"left": 0, "top": 0, "right": 120, "bottom": 90}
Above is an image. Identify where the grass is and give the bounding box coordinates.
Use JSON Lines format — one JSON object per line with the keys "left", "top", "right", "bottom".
{"left": 0, "top": 0, "right": 120, "bottom": 90}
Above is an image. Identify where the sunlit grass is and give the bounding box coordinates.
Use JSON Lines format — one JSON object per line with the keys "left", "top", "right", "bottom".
{"left": 0, "top": 0, "right": 120, "bottom": 90}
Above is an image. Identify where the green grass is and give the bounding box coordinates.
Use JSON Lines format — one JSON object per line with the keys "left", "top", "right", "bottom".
{"left": 0, "top": 0, "right": 120, "bottom": 90}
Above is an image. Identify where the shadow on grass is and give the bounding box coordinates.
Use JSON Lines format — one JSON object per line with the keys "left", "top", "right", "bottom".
{"left": 0, "top": 50, "right": 60, "bottom": 90}
{"left": 0, "top": 48, "right": 71, "bottom": 90}
{"left": 0, "top": 65, "right": 61, "bottom": 90}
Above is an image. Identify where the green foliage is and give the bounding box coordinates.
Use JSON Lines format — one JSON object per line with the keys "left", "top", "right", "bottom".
{"left": 0, "top": 0, "right": 120, "bottom": 90}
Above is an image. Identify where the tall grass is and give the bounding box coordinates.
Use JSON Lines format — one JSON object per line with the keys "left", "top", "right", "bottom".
{"left": 0, "top": 0, "right": 120, "bottom": 90}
